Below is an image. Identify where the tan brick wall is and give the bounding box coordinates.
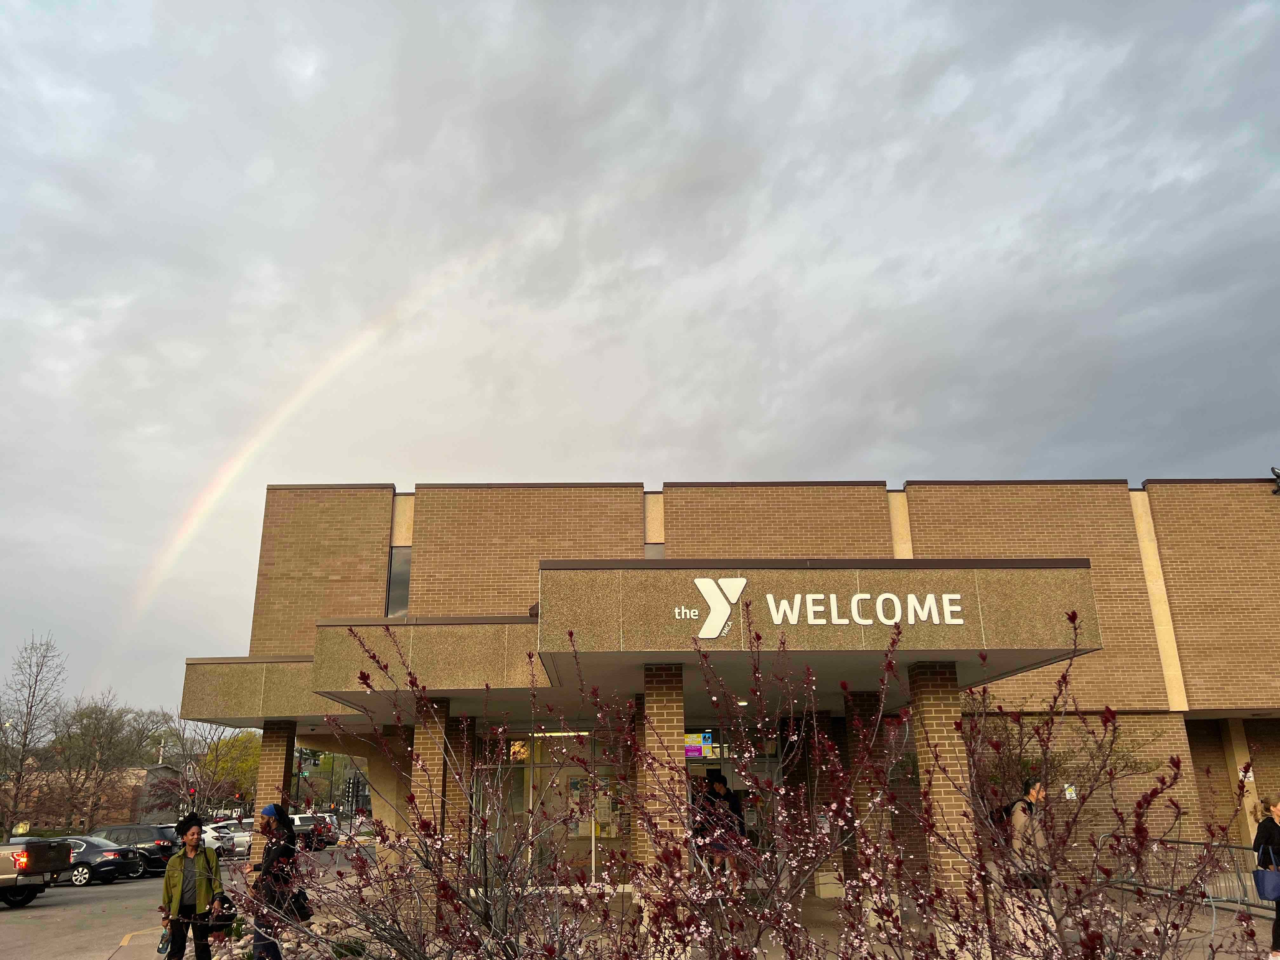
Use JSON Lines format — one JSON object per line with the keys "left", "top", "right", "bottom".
{"left": 1246, "top": 719, "right": 1280, "bottom": 817}
{"left": 1185, "top": 719, "right": 1246, "bottom": 843}
{"left": 636, "top": 664, "right": 685, "bottom": 866}
{"left": 409, "top": 484, "right": 643, "bottom": 616}
{"left": 252, "top": 720, "right": 295, "bottom": 867}
{"left": 249, "top": 485, "right": 395, "bottom": 656}
{"left": 411, "top": 701, "right": 451, "bottom": 829}
{"left": 1145, "top": 481, "right": 1280, "bottom": 711}
{"left": 905, "top": 481, "right": 1168, "bottom": 712}
{"left": 663, "top": 482, "right": 893, "bottom": 559}
{"left": 907, "top": 662, "right": 973, "bottom": 888}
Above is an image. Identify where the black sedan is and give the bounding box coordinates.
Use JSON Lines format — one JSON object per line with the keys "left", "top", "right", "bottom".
{"left": 61, "top": 837, "right": 141, "bottom": 887}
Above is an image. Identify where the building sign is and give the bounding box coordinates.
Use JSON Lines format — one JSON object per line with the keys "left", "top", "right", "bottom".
{"left": 538, "top": 560, "right": 1101, "bottom": 656}
{"left": 678, "top": 575, "right": 965, "bottom": 639}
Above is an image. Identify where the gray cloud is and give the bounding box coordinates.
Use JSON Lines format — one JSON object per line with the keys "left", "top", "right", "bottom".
{"left": 2, "top": 0, "right": 1277, "bottom": 706}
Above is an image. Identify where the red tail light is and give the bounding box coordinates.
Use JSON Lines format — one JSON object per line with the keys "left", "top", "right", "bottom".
{"left": 102, "top": 851, "right": 119, "bottom": 859}
{"left": 11, "top": 851, "right": 29, "bottom": 871}
{"left": 155, "top": 840, "right": 172, "bottom": 846}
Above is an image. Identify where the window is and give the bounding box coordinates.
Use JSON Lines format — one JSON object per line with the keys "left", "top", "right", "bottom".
{"left": 386, "top": 546, "right": 411, "bottom": 617}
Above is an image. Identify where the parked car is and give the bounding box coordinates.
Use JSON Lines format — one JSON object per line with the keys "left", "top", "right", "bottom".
{"left": 201, "top": 824, "right": 235, "bottom": 858}
{"left": 0, "top": 836, "right": 71, "bottom": 908}
{"left": 61, "top": 837, "right": 140, "bottom": 887}
{"left": 220, "top": 824, "right": 252, "bottom": 858}
{"left": 289, "top": 814, "right": 328, "bottom": 851}
{"left": 88, "top": 824, "right": 178, "bottom": 877}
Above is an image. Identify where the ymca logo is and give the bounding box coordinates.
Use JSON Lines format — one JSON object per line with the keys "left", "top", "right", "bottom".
{"left": 693, "top": 577, "right": 747, "bottom": 640}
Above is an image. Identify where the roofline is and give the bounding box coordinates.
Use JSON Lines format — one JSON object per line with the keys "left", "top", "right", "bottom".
{"left": 266, "top": 483, "right": 397, "bottom": 491}
{"left": 903, "top": 479, "right": 1129, "bottom": 486}
{"left": 414, "top": 482, "right": 643, "bottom": 489}
{"left": 539, "top": 558, "right": 1091, "bottom": 570}
{"left": 662, "top": 480, "right": 885, "bottom": 488}
{"left": 1142, "top": 478, "right": 1275, "bottom": 487}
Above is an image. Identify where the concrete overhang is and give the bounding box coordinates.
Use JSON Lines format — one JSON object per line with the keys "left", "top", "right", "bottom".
{"left": 182, "top": 558, "right": 1104, "bottom": 729}
{"left": 180, "top": 655, "right": 363, "bottom": 728}
{"left": 537, "top": 558, "right": 1104, "bottom": 713}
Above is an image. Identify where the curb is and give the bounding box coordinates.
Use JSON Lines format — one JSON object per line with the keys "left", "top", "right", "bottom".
{"left": 119, "top": 926, "right": 163, "bottom": 946}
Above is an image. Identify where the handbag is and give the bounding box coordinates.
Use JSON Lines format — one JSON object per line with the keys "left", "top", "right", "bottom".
{"left": 1253, "top": 848, "right": 1280, "bottom": 901}
{"left": 286, "top": 887, "right": 313, "bottom": 922}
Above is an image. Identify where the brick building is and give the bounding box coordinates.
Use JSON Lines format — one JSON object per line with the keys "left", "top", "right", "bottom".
{"left": 181, "top": 479, "right": 1278, "bottom": 880}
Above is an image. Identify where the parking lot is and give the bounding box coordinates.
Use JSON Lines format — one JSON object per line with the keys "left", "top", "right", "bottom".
{"left": 1, "top": 846, "right": 363, "bottom": 960}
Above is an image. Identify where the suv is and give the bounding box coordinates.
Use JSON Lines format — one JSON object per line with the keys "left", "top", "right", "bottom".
{"left": 89, "top": 824, "right": 178, "bottom": 877}
{"left": 289, "top": 814, "right": 328, "bottom": 852}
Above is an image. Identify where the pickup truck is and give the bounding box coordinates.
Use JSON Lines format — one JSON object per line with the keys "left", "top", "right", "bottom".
{"left": 1, "top": 836, "right": 72, "bottom": 907}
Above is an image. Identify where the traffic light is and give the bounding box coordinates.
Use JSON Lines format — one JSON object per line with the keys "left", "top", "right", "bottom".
{"left": 188, "top": 787, "right": 196, "bottom": 797}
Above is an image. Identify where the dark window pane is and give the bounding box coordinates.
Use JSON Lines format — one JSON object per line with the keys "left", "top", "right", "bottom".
{"left": 386, "top": 546, "right": 411, "bottom": 617}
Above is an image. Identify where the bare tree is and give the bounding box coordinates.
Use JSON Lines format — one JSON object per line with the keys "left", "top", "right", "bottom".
{"left": 46, "top": 692, "right": 164, "bottom": 831}
{"left": 147, "top": 712, "right": 259, "bottom": 817}
{"left": 226, "top": 614, "right": 1256, "bottom": 960}
{"left": 0, "top": 632, "right": 66, "bottom": 841}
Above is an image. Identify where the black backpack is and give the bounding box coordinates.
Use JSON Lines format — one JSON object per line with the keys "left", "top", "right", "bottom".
{"left": 989, "top": 799, "right": 1022, "bottom": 844}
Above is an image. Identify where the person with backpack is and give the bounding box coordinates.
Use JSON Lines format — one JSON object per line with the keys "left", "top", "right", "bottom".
{"left": 160, "top": 812, "right": 224, "bottom": 960}
{"left": 1011, "top": 778, "right": 1048, "bottom": 872}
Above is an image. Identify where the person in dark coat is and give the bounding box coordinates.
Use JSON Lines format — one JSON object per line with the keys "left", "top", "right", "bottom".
{"left": 250, "top": 804, "right": 298, "bottom": 960}
{"left": 705, "top": 774, "right": 745, "bottom": 893}
{"left": 1254, "top": 796, "right": 1280, "bottom": 958}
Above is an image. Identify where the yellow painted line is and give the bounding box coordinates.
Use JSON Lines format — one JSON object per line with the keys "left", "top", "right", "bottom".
{"left": 120, "top": 926, "right": 163, "bottom": 946}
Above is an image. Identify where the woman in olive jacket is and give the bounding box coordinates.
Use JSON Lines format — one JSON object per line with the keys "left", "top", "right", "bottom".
{"left": 160, "top": 813, "right": 224, "bottom": 960}
{"left": 1255, "top": 797, "right": 1280, "bottom": 958}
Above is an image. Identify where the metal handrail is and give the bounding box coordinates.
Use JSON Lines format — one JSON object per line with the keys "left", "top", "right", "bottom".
{"left": 1119, "top": 840, "right": 1275, "bottom": 915}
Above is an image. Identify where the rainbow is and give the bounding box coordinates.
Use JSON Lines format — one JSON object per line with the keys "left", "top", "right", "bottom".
{"left": 130, "top": 326, "right": 383, "bottom": 620}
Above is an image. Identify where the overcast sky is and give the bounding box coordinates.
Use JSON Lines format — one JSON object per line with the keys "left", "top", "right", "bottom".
{"left": 2, "top": 0, "right": 1278, "bottom": 710}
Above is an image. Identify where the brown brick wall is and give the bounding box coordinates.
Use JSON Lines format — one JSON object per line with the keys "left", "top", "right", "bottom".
{"left": 408, "top": 484, "right": 643, "bottom": 616}
{"left": 905, "top": 482, "right": 1168, "bottom": 712}
{"left": 1146, "top": 481, "right": 1280, "bottom": 711}
{"left": 907, "top": 662, "right": 973, "bottom": 888}
{"left": 636, "top": 664, "right": 685, "bottom": 866}
{"left": 252, "top": 720, "right": 295, "bottom": 867}
{"left": 1246, "top": 719, "right": 1280, "bottom": 813}
{"left": 663, "top": 483, "right": 893, "bottom": 559}
{"left": 1185, "top": 719, "right": 1246, "bottom": 843}
{"left": 249, "top": 485, "right": 394, "bottom": 656}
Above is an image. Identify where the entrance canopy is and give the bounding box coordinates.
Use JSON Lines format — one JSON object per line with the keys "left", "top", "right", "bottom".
{"left": 537, "top": 558, "right": 1102, "bottom": 718}
{"left": 182, "top": 558, "right": 1102, "bottom": 728}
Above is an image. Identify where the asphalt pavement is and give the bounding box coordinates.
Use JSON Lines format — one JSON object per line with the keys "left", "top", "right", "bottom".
{"left": 0, "top": 846, "right": 365, "bottom": 960}
{"left": 1, "top": 871, "right": 170, "bottom": 960}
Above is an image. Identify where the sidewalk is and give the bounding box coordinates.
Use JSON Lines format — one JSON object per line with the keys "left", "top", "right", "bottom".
{"left": 107, "top": 926, "right": 256, "bottom": 960}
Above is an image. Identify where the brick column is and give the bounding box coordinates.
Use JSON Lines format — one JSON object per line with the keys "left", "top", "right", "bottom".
{"left": 252, "top": 720, "right": 295, "bottom": 868}
{"left": 410, "top": 701, "right": 451, "bottom": 932}
{"left": 636, "top": 665, "right": 685, "bottom": 867}
{"left": 628, "top": 694, "right": 646, "bottom": 865}
{"left": 411, "top": 700, "right": 450, "bottom": 828}
{"left": 812, "top": 711, "right": 843, "bottom": 897}
{"left": 907, "top": 662, "right": 973, "bottom": 890}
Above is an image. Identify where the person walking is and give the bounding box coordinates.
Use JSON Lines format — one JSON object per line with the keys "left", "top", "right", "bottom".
{"left": 160, "top": 812, "right": 224, "bottom": 960}
{"left": 250, "top": 804, "right": 298, "bottom": 960}
{"left": 1011, "top": 778, "right": 1048, "bottom": 887}
{"left": 705, "top": 774, "right": 745, "bottom": 894}
{"left": 1253, "top": 796, "right": 1280, "bottom": 959}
